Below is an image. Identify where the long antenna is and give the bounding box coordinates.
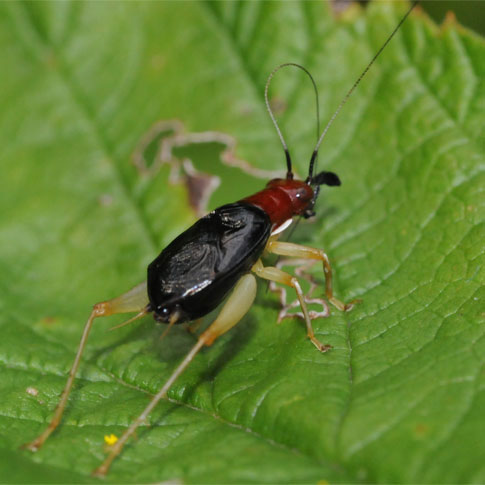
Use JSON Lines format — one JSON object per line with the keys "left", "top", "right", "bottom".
{"left": 308, "top": 1, "right": 418, "bottom": 180}
{"left": 265, "top": 63, "right": 321, "bottom": 179}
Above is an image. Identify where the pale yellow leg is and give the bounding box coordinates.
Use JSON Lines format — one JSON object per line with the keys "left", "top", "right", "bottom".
{"left": 22, "top": 281, "right": 149, "bottom": 452}
{"left": 184, "top": 318, "right": 203, "bottom": 335}
{"left": 266, "top": 241, "right": 360, "bottom": 312}
{"left": 252, "top": 260, "right": 331, "bottom": 352}
{"left": 92, "top": 273, "right": 257, "bottom": 476}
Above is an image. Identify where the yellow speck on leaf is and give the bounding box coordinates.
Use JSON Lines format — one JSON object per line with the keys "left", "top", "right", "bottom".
{"left": 104, "top": 433, "right": 118, "bottom": 446}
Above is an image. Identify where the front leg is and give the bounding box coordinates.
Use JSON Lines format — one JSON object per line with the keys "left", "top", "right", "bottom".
{"left": 252, "top": 260, "right": 331, "bottom": 352}
{"left": 266, "top": 241, "right": 360, "bottom": 312}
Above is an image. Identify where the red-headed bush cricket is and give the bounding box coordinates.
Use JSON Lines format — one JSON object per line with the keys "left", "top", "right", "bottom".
{"left": 23, "top": 2, "right": 417, "bottom": 476}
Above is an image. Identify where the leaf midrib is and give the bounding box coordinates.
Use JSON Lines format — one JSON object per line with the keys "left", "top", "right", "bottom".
{"left": 8, "top": 2, "right": 159, "bottom": 253}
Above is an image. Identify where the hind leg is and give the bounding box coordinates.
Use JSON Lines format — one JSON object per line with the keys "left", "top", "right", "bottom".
{"left": 92, "top": 273, "right": 257, "bottom": 476}
{"left": 22, "top": 282, "right": 149, "bottom": 452}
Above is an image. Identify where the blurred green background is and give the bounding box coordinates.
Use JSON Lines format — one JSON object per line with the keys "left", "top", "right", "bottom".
{"left": 355, "top": 1, "right": 485, "bottom": 36}
{"left": 421, "top": 1, "right": 485, "bottom": 35}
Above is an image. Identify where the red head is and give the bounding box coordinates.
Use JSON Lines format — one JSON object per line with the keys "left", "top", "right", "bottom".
{"left": 243, "top": 171, "right": 340, "bottom": 229}
{"left": 244, "top": 63, "right": 343, "bottom": 231}
{"left": 254, "top": 5, "right": 416, "bottom": 231}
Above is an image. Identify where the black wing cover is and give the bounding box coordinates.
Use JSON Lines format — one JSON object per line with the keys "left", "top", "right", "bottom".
{"left": 147, "top": 202, "right": 271, "bottom": 323}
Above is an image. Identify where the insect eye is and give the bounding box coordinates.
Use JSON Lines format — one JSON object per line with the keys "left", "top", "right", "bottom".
{"left": 295, "top": 188, "right": 308, "bottom": 200}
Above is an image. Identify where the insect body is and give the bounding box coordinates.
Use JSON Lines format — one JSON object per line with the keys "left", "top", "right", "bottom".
{"left": 148, "top": 202, "right": 272, "bottom": 324}
{"left": 148, "top": 175, "right": 340, "bottom": 326}
{"left": 22, "top": 2, "right": 417, "bottom": 476}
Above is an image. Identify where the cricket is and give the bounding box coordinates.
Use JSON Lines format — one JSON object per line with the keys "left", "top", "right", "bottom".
{"left": 22, "top": 2, "right": 417, "bottom": 476}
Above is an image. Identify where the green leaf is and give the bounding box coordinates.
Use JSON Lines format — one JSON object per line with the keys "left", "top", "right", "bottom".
{"left": 1, "top": 1, "right": 483, "bottom": 483}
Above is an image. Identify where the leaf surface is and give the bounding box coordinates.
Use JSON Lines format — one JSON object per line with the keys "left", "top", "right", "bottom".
{"left": 0, "top": 2, "right": 483, "bottom": 483}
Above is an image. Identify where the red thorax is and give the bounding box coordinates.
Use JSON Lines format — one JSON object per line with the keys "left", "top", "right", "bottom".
{"left": 243, "top": 178, "right": 314, "bottom": 228}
